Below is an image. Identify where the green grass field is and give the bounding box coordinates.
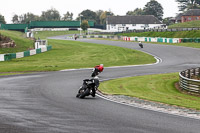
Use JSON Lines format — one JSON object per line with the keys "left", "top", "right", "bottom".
{"left": 100, "top": 73, "right": 200, "bottom": 110}
{"left": 168, "top": 20, "right": 200, "bottom": 29}
{"left": 34, "top": 31, "right": 79, "bottom": 39}
{"left": 118, "top": 30, "right": 200, "bottom": 38}
{"left": 0, "top": 39, "right": 156, "bottom": 72}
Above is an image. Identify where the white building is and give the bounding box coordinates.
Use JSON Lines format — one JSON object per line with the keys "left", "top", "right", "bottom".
{"left": 106, "top": 15, "right": 165, "bottom": 32}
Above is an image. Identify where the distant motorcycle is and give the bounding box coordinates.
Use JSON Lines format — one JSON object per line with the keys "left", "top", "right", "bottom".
{"left": 74, "top": 34, "right": 78, "bottom": 40}
{"left": 76, "top": 76, "right": 99, "bottom": 99}
{"left": 139, "top": 42, "right": 143, "bottom": 48}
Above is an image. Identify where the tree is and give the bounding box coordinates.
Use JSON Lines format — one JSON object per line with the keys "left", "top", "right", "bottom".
{"left": 77, "top": 9, "right": 97, "bottom": 22}
{"left": 126, "top": 8, "right": 144, "bottom": 15}
{"left": 81, "top": 20, "right": 89, "bottom": 32}
{"left": 41, "top": 8, "right": 61, "bottom": 21}
{"left": 143, "top": 0, "right": 163, "bottom": 21}
{"left": 0, "top": 14, "right": 6, "bottom": 24}
{"left": 100, "top": 11, "right": 114, "bottom": 25}
{"left": 63, "top": 11, "right": 73, "bottom": 21}
{"left": 12, "top": 13, "right": 40, "bottom": 24}
{"left": 95, "top": 10, "right": 104, "bottom": 24}
{"left": 162, "top": 17, "right": 174, "bottom": 26}
{"left": 176, "top": 0, "right": 200, "bottom": 11}
{"left": 12, "top": 14, "right": 19, "bottom": 24}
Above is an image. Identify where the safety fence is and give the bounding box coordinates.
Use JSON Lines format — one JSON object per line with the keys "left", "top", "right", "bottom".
{"left": 78, "top": 35, "right": 182, "bottom": 43}
{"left": 179, "top": 68, "right": 200, "bottom": 94}
{"left": 121, "top": 27, "right": 200, "bottom": 33}
{"left": 78, "top": 35, "right": 122, "bottom": 40}
{"left": 78, "top": 35, "right": 200, "bottom": 44}
{"left": 0, "top": 45, "right": 52, "bottom": 61}
{"left": 122, "top": 36, "right": 181, "bottom": 43}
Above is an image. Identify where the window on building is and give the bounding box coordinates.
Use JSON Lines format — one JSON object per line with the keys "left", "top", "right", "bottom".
{"left": 196, "top": 17, "right": 199, "bottom": 20}
{"left": 122, "top": 24, "right": 126, "bottom": 26}
{"left": 188, "top": 17, "right": 191, "bottom": 20}
{"left": 132, "top": 24, "right": 136, "bottom": 26}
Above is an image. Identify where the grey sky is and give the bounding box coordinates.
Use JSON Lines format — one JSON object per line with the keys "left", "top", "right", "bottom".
{"left": 0, "top": 0, "right": 179, "bottom": 23}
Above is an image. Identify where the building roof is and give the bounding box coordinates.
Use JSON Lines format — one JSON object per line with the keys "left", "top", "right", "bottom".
{"left": 107, "top": 15, "right": 162, "bottom": 24}
{"left": 175, "top": 13, "right": 183, "bottom": 21}
{"left": 182, "top": 9, "right": 200, "bottom": 16}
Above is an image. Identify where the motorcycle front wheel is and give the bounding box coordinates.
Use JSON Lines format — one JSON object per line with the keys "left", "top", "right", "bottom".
{"left": 76, "top": 87, "right": 90, "bottom": 99}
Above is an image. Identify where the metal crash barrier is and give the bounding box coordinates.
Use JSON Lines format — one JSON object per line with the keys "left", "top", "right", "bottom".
{"left": 179, "top": 68, "right": 200, "bottom": 94}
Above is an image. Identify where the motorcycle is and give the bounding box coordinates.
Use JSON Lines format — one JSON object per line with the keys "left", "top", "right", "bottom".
{"left": 76, "top": 76, "right": 99, "bottom": 99}
{"left": 139, "top": 42, "right": 143, "bottom": 48}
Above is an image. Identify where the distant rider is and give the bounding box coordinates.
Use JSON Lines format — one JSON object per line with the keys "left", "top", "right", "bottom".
{"left": 139, "top": 41, "right": 143, "bottom": 48}
{"left": 91, "top": 76, "right": 99, "bottom": 97}
{"left": 95, "top": 64, "right": 104, "bottom": 72}
{"left": 91, "top": 64, "right": 104, "bottom": 78}
{"left": 74, "top": 34, "right": 77, "bottom": 40}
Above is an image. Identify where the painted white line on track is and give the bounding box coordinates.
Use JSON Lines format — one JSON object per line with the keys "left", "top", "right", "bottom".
{"left": 60, "top": 55, "right": 162, "bottom": 72}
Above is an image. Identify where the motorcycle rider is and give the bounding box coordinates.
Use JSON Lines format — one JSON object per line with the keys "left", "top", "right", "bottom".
{"left": 93, "top": 64, "right": 104, "bottom": 76}
{"left": 139, "top": 41, "right": 143, "bottom": 48}
{"left": 77, "top": 76, "right": 99, "bottom": 98}
{"left": 74, "top": 34, "right": 77, "bottom": 40}
{"left": 91, "top": 76, "right": 99, "bottom": 97}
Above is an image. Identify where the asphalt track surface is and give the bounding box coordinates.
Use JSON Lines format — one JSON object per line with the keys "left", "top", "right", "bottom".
{"left": 0, "top": 36, "right": 200, "bottom": 133}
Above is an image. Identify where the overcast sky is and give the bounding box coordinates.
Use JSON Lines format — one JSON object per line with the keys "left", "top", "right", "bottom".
{"left": 0, "top": 0, "right": 180, "bottom": 23}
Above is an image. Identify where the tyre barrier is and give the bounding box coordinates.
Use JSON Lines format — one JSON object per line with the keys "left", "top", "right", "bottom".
{"left": 179, "top": 67, "right": 200, "bottom": 94}
{"left": 0, "top": 45, "right": 52, "bottom": 61}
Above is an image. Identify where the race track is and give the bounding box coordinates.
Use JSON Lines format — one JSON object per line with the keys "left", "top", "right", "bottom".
{"left": 0, "top": 37, "right": 200, "bottom": 133}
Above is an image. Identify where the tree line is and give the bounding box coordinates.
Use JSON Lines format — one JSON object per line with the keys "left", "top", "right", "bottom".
{"left": 1, "top": 0, "right": 200, "bottom": 25}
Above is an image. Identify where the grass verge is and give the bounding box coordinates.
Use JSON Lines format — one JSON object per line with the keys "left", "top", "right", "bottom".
{"left": 0, "top": 39, "right": 156, "bottom": 72}
{"left": 0, "top": 30, "right": 34, "bottom": 54}
{"left": 96, "top": 38, "right": 200, "bottom": 49}
{"left": 168, "top": 20, "right": 200, "bottom": 29}
{"left": 34, "top": 31, "right": 79, "bottom": 39}
{"left": 118, "top": 30, "right": 200, "bottom": 38}
{"left": 99, "top": 73, "right": 200, "bottom": 110}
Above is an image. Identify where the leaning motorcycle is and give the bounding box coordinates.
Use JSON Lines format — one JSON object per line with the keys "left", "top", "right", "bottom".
{"left": 139, "top": 42, "right": 143, "bottom": 48}
{"left": 76, "top": 76, "right": 99, "bottom": 99}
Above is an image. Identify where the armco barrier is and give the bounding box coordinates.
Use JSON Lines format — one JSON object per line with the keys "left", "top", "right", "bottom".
{"left": 0, "top": 45, "right": 52, "bottom": 61}
{"left": 4, "top": 54, "right": 12, "bottom": 61}
{"left": 0, "top": 54, "right": 4, "bottom": 61}
{"left": 16, "top": 52, "right": 24, "bottom": 58}
{"left": 10, "top": 53, "right": 16, "bottom": 59}
{"left": 24, "top": 51, "right": 30, "bottom": 57}
{"left": 30, "top": 49, "right": 36, "bottom": 55}
{"left": 36, "top": 48, "right": 41, "bottom": 54}
{"left": 179, "top": 68, "right": 200, "bottom": 94}
{"left": 78, "top": 35, "right": 200, "bottom": 44}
